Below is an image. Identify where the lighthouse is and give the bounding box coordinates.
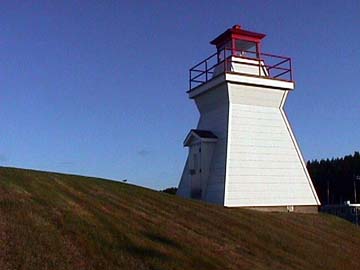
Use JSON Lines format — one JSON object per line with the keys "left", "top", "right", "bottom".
{"left": 177, "top": 25, "right": 320, "bottom": 212}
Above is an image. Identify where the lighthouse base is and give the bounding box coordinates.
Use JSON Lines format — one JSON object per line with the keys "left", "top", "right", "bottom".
{"left": 242, "top": 205, "right": 319, "bottom": 213}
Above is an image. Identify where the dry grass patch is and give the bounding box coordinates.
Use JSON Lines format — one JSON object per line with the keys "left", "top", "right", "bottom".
{"left": 0, "top": 166, "right": 360, "bottom": 270}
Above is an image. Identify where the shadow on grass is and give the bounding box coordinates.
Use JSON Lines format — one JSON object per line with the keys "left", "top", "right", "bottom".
{"left": 144, "top": 232, "right": 181, "bottom": 249}
{"left": 124, "top": 232, "right": 183, "bottom": 270}
{"left": 126, "top": 245, "right": 167, "bottom": 259}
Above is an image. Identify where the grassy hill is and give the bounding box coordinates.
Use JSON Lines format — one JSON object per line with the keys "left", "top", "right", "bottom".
{"left": 0, "top": 167, "right": 359, "bottom": 270}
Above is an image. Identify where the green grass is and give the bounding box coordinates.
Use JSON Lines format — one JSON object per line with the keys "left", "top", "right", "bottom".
{"left": 0, "top": 166, "right": 359, "bottom": 270}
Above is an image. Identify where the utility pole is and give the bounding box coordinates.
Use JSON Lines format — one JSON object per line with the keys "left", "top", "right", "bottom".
{"left": 354, "top": 175, "right": 360, "bottom": 204}
{"left": 354, "top": 175, "right": 360, "bottom": 226}
{"left": 354, "top": 179, "right": 357, "bottom": 204}
{"left": 327, "top": 180, "right": 330, "bottom": 205}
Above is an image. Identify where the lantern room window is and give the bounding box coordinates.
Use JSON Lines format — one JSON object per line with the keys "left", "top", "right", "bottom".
{"left": 234, "top": 39, "right": 257, "bottom": 57}
{"left": 218, "top": 40, "right": 232, "bottom": 62}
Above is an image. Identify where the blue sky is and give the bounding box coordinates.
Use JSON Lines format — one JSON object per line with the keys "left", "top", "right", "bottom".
{"left": 1, "top": 1, "right": 359, "bottom": 189}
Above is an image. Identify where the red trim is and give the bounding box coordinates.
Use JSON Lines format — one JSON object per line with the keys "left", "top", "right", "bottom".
{"left": 210, "top": 25, "right": 266, "bottom": 48}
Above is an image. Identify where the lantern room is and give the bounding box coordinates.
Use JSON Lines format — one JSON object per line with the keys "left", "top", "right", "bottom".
{"left": 189, "top": 25, "right": 293, "bottom": 91}
{"left": 210, "top": 24, "right": 265, "bottom": 58}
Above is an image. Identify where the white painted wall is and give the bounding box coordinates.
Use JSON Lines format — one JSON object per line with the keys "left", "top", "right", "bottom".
{"left": 177, "top": 134, "right": 219, "bottom": 201}
{"left": 194, "top": 84, "right": 229, "bottom": 204}
{"left": 224, "top": 84, "right": 319, "bottom": 207}
{"left": 199, "top": 142, "right": 216, "bottom": 199}
{"left": 213, "top": 56, "right": 268, "bottom": 78}
{"left": 177, "top": 84, "right": 228, "bottom": 203}
{"left": 179, "top": 59, "right": 319, "bottom": 208}
{"left": 177, "top": 157, "right": 191, "bottom": 197}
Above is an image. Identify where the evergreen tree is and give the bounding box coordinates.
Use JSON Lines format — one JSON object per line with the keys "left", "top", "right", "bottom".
{"left": 307, "top": 151, "right": 360, "bottom": 204}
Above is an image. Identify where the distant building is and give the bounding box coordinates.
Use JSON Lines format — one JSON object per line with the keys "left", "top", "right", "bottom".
{"left": 177, "top": 25, "right": 320, "bottom": 213}
{"left": 321, "top": 202, "right": 360, "bottom": 225}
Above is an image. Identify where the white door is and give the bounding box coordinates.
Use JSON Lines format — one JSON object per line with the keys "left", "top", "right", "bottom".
{"left": 189, "top": 144, "right": 202, "bottom": 199}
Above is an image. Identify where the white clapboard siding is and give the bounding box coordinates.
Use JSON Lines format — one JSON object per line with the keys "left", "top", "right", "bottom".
{"left": 178, "top": 84, "right": 229, "bottom": 204}
{"left": 179, "top": 58, "right": 319, "bottom": 208}
{"left": 227, "top": 160, "right": 303, "bottom": 169}
{"left": 224, "top": 83, "right": 319, "bottom": 206}
{"left": 229, "top": 85, "right": 284, "bottom": 107}
{"left": 177, "top": 157, "right": 190, "bottom": 197}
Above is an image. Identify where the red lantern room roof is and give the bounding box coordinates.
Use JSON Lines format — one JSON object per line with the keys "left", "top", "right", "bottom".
{"left": 210, "top": 25, "right": 266, "bottom": 48}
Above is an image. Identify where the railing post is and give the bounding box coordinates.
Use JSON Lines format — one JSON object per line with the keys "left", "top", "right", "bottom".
{"left": 205, "top": 60, "right": 208, "bottom": 82}
{"left": 258, "top": 57, "right": 261, "bottom": 77}
{"left": 189, "top": 69, "right": 191, "bottom": 90}
{"left": 289, "top": 58, "right": 293, "bottom": 81}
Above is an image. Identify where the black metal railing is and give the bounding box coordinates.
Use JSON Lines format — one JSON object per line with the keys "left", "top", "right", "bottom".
{"left": 189, "top": 48, "right": 293, "bottom": 90}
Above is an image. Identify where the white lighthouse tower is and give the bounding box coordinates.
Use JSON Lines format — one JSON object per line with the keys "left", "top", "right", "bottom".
{"left": 177, "top": 25, "right": 320, "bottom": 212}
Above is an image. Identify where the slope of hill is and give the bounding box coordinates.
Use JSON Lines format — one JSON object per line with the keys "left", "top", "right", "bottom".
{"left": 0, "top": 167, "right": 359, "bottom": 270}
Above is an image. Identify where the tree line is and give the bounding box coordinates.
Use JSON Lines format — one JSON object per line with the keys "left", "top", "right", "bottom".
{"left": 307, "top": 151, "right": 360, "bottom": 205}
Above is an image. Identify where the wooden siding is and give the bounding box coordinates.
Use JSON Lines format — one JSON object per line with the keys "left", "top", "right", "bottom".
{"left": 177, "top": 156, "right": 190, "bottom": 197}
{"left": 195, "top": 84, "right": 229, "bottom": 204}
{"left": 178, "top": 84, "right": 229, "bottom": 205}
{"left": 224, "top": 84, "right": 319, "bottom": 207}
{"left": 179, "top": 66, "right": 319, "bottom": 208}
